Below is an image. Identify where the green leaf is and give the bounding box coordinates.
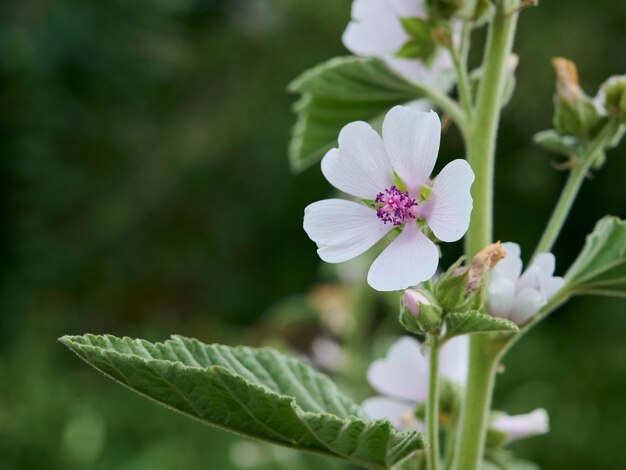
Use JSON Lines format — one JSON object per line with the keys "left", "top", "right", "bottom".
{"left": 533, "top": 129, "right": 582, "bottom": 158}
{"left": 60, "top": 334, "right": 424, "bottom": 469}
{"left": 565, "top": 216, "right": 626, "bottom": 297}
{"left": 288, "top": 57, "right": 434, "bottom": 172}
{"left": 444, "top": 312, "right": 519, "bottom": 338}
{"left": 398, "top": 18, "right": 436, "bottom": 61}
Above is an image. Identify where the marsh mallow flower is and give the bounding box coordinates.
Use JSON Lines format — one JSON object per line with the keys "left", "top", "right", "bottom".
{"left": 342, "top": 0, "right": 454, "bottom": 85}
{"left": 361, "top": 335, "right": 468, "bottom": 430}
{"left": 488, "top": 242, "right": 565, "bottom": 325}
{"left": 362, "top": 336, "right": 549, "bottom": 442}
{"left": 303, "top": 106, "right": 474, "bottom": 291}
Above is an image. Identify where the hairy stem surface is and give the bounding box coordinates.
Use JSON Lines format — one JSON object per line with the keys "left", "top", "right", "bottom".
{"left": 455, "top": 1, "right": 521, "bottom": 469}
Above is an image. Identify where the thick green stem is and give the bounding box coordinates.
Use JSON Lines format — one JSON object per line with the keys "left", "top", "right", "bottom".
{"left": 427, "top": 335, "right": 441, "bottom": 470}
{"left": 455, "top": 2, "right": 520, "bottom": 469}
{"left": 464, "top": 0, "right": 519, "bottom": 258}
{"left": 533, "top": 118, "right": 621, "bottom": 257}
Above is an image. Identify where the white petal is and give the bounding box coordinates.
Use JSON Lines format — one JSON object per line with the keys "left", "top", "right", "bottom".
{"left": 382, "top": 107, "right": 441, "bottom": 194}
{"left": 488, "top": 277, "right": 516, "bottom": 319}
{"left": 367, "top": 223, "right": 439, "bottom": 291}
{"left": 529, "top": 252, "right": 556, "bottom": 276}
{"left": 342, "top": 0, "right": 408, "bottom": 57}
{"left": 516, "top": 265, "right": 544, "bottom": 292}
{"left": 366, "top": 336, "right": 428, "bottom": 402}
{"left": 544, "top": 276, "right": 565, "bottom": 299}
{"left": 321, "top": 122, "right": 394, "bottom": 199}
{"left": 384, "top": 54, "right": 454, "bottom": 87}
{"left": 423, "top": 159, "right": 475, "bottom": 242}
{"left": 439, "top": 335, "right": 468, "bottom": 385}
{"left": 492, "top": 242, "right": 523, "bottom": 282}
{"left": 491, "top": 409, "right": 549, "bottom": 442}
{"left": 361, "top": 397, "right": 421, "bottom": 430}
{"left": 303, "top": 199, "right": 393, "bottom": 263}
{"left": 509, "top": 288, "right": 544, "bottom": 325}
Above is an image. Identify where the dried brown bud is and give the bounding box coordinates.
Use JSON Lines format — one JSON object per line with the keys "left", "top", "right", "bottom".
{"left": 552, "top": 57, "right": 582, "bottom": 105}
{"left": 467, "top": 242, "right": 506, "bottom": 291}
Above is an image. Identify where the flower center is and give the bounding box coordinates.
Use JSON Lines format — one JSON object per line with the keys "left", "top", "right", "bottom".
{"left": 373, "top": 186, "right": 417, "bottom": 225}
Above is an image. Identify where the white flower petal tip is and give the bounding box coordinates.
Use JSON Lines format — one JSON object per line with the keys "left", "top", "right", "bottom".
{"left": 361, "top": 397, "right": 420, "bottom": 430}
{"left": 492, "top": 409, "right": 550, "bottom": 442}
{"left": 383, "top": 107, "right": 441, "bottom": 194}
{"left": 321, "top": 122, "right": 393, "bottom": 199}
{"left": 439, "top": 335, "right": 469, "bottom": 385}
{"left": 366, "top": 336, "right": 428, "bottom": 403}
{"left": 488, "top": 243, "right": 564, "bottom": 325}
{"left": 424, "top": 159, "right": 475, "bottom": 243}
{"left": 367, "top": 224, "right": 439, "bottom": 291}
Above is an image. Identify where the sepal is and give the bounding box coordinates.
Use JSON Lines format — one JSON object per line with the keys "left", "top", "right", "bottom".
{"left": 399, "top": 289, "right": 443, "bottom": 334}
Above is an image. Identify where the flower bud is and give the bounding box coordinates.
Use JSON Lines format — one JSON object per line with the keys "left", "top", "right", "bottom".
{"left": 598, "top": 75, "right": 626, "bottom": 122}
{"left": 552, "top": 57, "right": 602, "bottom": 137}
{"left": 399, "top": 289, "right": 443, "bottom": 334}
{"left": 435, "top": 243, "right": 506, "bottom": 312}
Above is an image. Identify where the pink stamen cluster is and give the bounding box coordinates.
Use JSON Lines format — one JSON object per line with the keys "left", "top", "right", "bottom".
{"left": 373, "top": 186, "right": 417, "bottom": 225}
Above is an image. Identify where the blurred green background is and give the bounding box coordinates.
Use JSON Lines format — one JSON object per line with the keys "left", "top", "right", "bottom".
{"left": 1, "top": 0, "right": 625, "bottom": 469}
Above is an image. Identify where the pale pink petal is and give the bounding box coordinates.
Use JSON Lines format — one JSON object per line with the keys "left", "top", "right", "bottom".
{"left": 342, "top": 0, "right": 408, "bottom": 57}
{"left": 488, "top": 277, "right": 516, "bottom": 319}
{"left": 367, "top": 336, "right": 429, "bottom": 402}
{"left": 516, "top": 265, "right": 544, "bottom": 292}
{"left": 439, "top": 335, "right": 468, "bottom": 385}
{"left": 492, "top": 409, "right": 549, "bottom": 442}
{"left": 367, "top": 223, "right": 439, "bottom": 291}
{"left": 509, "top": 288, "right": 544, "bottom": 325}
{"left": 423, "top": 159, "right": 475, "bottom": 242}
{"left": 384, "top": 54, "right": 455, "bottom": 87}
{"left": 303, "top": 199, "right": 393, "bottom": 263}
{"left": 321, "top": 122, "right": 394, "bottom": 199}
{"left": 382, "top": 107, "right": 441, "bottom": 194}
{"left": 529, "top": 253, "right": 556, "bottom": 276}
{"left": 492, "top": 242, "right": 523, "bottom": 282}
{"left": 361, "top": 397, "right": 422, "bottom": 430}
{"left": 544, "top": 276, "right": 565, "bottom": 299}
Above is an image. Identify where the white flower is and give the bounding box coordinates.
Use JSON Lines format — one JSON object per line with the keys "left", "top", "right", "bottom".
{"left": 362, "top": 336, "right": 550, "bottom": 443}
{"left": 488, "top": 242, "right": 565, "bottom": 325}
{"left": 303, "top": 106, "right": 474, "bottom": 292}
{"left": 342, "top": 0, "right": 454, "bottom": 85}
{"left": 491, "top": 409, "right": 550, "bottom": 442}
{"left": 361, "top": 335, "right": 468, "bottom": 430}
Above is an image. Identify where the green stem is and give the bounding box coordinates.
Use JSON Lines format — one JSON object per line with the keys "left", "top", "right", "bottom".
{"left": 454, "top": 2, "right": 521, "bottom": 469}
{"left": 464, "top": 0, "right": 519, "bottom": 258}
{"left": 427, "top": 335, "right": 442, "bottom": 470}
{"left": 533, "top": 118, "right": 621, "bottom": 257}
{"left": 449, "top": 33, "right": 473, "bottom": 119}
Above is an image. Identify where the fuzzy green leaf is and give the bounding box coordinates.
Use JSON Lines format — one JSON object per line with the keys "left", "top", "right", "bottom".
{"left": 60, "top": 334, "right": 424, "bottom": 469}
{"left": 565, "top": 216, "right": 626, "bottom": 297}
{"left": 533, "top": 129, "right": 582, "bottom": 158}
{"left": 288, "top": 56, "right": 436, "bottom": 172}
{"left": 444, "top": 312, "right": 519, "bottom": 338}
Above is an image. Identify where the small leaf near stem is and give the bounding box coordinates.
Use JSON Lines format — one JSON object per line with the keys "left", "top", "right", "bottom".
{"left": 427, "top": 334, "right": 442, "bottom": 470}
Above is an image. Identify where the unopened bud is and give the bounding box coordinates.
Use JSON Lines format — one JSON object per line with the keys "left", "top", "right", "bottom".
{"left": 598, "top": 75, "right": 626, "bottom": 122}
{"left": 399, "top": 289, "right": 442, "bottom": 334}
{"left": 552, "top": 57, "right": 602, "bottom": 136}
